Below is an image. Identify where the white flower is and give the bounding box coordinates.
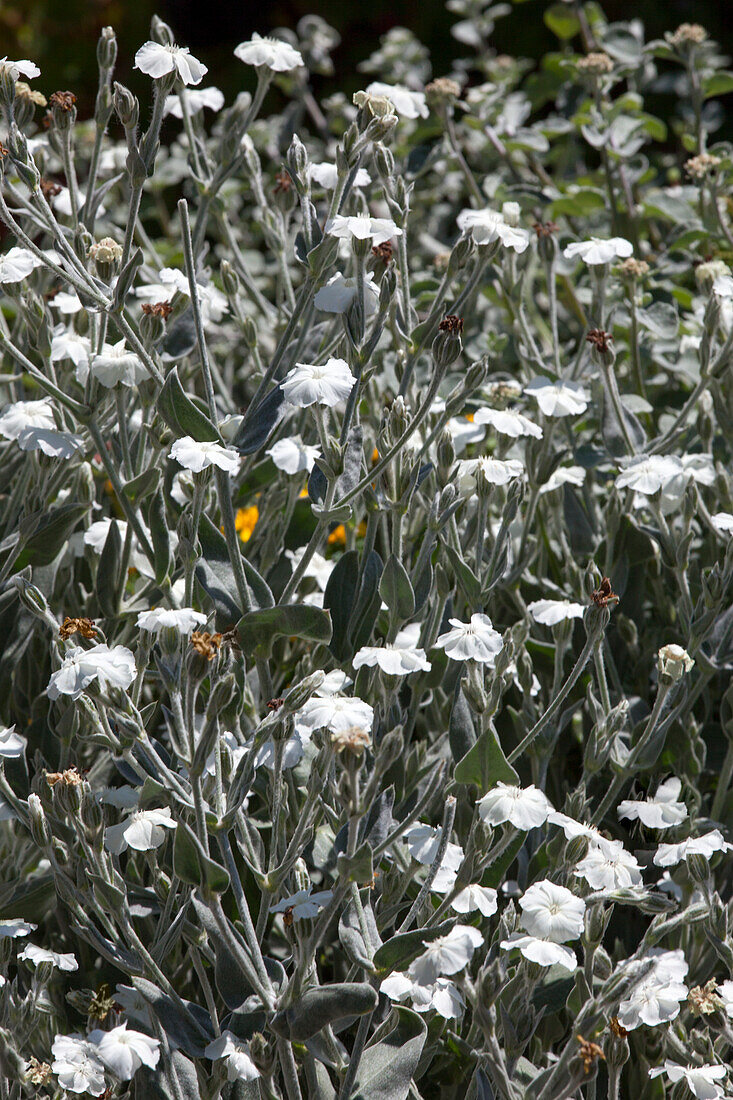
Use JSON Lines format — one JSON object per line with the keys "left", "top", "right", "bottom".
{"left": 657, "top": 643, "right": 695, "bottom": 681}
{"left": 0, "top": 725, "right": 26, "bottom": 758}
{"left": 450, "top": 884, "right": 498, "bottom": 917}
{"left": 134, "top": 42, "right": 207, "bottom": 85}
{"left": 618, "top": 777, "right": 688, "bottom": 829}
{"left": 52, "top": 188, "right": 106, "bottom": 218}
{"left": 616, "top": 949, "right": 688, "bottom": 1030}
{"left": 457, "top": 456, "right": 525, "bottom": 494}
{"left": 0, "top": 246, "right": 45, "bottom": 283}
{"left": 282, "top": 357, "right": 356, "bottom": 408}
{"left": 270, "top": 888, "right": 333, "bottom": 921}
{"left": 614, "top": 454, "right": 684, "bottom": 494}
{"left": 719, "top": 980, "right": 733, "bottom": 1017}
{"left": 325, "top": 214, "right": 402, "bottom": 247}
{"left": 478, "top": 783, "right": 553, "bottom": 831}
{"left": 296, "top": 694, "right": 373, "bottom": 734}
{"left": 547, "top": 812, "right": 607, "bottom": 848}
{"left": 711, "top": 511, "right": 733, "bottom": 534}
{"left": 500, "top": 933, "right": 577, "bottom": 971}
{"left": 309, "top": 163, "right": 370, "bottom": 190}
{"left": 436, "top": 613, "right": 504, "bottom": 664}
{"left": 380, "top": 974, "right": 465, "bottom": 1018}
{"left": 0, "top": 919, "right": 36, "bottom": 938}
{"left": 204, "top": 1032, "right": 260, "bottom": 1082}
{"left": 408, "top": 925, "right": 483, "bottom": 985}
{"left": 528, "top": 599, "right": 586, "bottom": 626}
{"left": 472, "top": 407, "right": 543, "bottom": 439}
{"left": 111, "top": 985, "right": 149, "bottom": 1025}
{"left": 0, "top": 57, "right": 41, "bottom": 82}
{"left": 51, "top": 1035, "right": 106, "bottom": 1096}
{"left": 563, "top": 237, "right": 633, "bottom": 265}
{"left": 88, "top": 1023, "right": 160, "bottom": 1080}
{"left": 539, "top": 465, "right": 586, "bottom": 494}
{"left": 649, "top": 1062, "right": 726, "bottom": 1100}
{"left": 48, "top": 644, "right": 137, "bottom": 700}
{"left": 0, "top": 399, "right": 55, "bottom": 439}
{"left": 404, "top": 824, "right": 463, "bottom": 871}
{"left": 17, "top": 427, "right": 84, "bottom": 459}
{"left": 445, "top": 415, "right": 486, "bottom": 453}
{"left": 83, "top": 519, "right": 127, "bottom": 554}
{"left": 457, "top": 208, "right": 531, "bottom": 253}
{"left": 51, "top": 326, "right": 91, "bottom": 367}
{"left": 313, "top": 271, "right": 380, "bottom": 316}
{"left": 169, "top": 436, "right": 240, "bottom": 474}
{"left": 136, "top": 608, "right": 207, "bottom": 634}
{"left": 266, "top": 435, "right": 321, "bottom": 475}
{"left": 284, "top": 547, "right": 334, "bottom": 590}
{"left": 353, "top": 631, "right": 431, "bottom": 676}
{"left": 365, "top": 81, "right": 428, "bottom": 119}
{"left": 18, "top": 943, "right": 78, "bottom": 971}
{"left": 104, "top": 807, "right": 176, "bottom": 855}
{"left": 524, "top": 378, "right": 590, "bottom": 417}
{"left": 519, "top": 880, "right": 585, "bottom": 941}
{"left": 77, "top": 341, "right": 149, "bottom": 388}
{"left": 234, "top": 33, "right": 303, "bottom": 72}
{"left": 163, "top": 86, "right": 224, "bottom": 118}
{"left": 653, "top": 830, "right": 731, "bottom": 868}
{"left": 575, "top": 840, "right": 643, "bottom": 890}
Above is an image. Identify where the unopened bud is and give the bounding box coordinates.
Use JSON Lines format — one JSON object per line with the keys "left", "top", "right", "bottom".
{"left": 97, "top": 26, "right": 118, "bottom": 72}
{"left": 686, "top": 852, "right": 711, "bottom": 886}
{"left": 373, "top": 143, "right": 395, "bottom": 181}
{"left": 286, "top": 134, "right": 309, "bottom": 189}
{"left": 432, "top": 315, "right": 464, "bottom": 369}
{"left": 151, "top": 14, "right": 175, "bottom": 45}
{"left": 220, "top": 260, "right": 240, "bottom": 299}
{"left": 114, "top": 83, "right": 139, "bottom": 130}
{"left": 283, "top": 671, "right": 325, "bottom": 713}
{"left": 28, "top": 793, "right": 51, "bottom": 848}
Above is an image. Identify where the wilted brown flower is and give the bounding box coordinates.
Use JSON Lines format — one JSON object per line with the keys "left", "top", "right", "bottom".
{"left": 190, "top": 631, "right": 222, "bottom": 660}
{"left": 576, "top": 1035, "right": 605, "bottom": 1074}
{"left": 586, "top": 328, "right": 613, "bottom": 354}
{"left": 15, "top": 82, "right": 46, "bottom": 107}
{"left": 667, "top": 23, "right": 707, "bottom": 48}
{"left": 577, "top": 52, "right": 614, "bottom": 75}
{"left": 439, "top": 315, "right": 464, "bottom": 334}
{"left": 618, "top": 257, "right": 650, "bottom": 278}
{"left": 60, "top": 616, "right": 96, "bottom": 640}
{"left": 533, "top": 221, "right": 558, "bottom": 239}
{"left": 46, "top": 767, "right": 84, "bottom": 788}
{"left": 608, "top": 1016, "right": 627, "bottom": 1038}
{"left": 267, "top": 697, "right": 285, "bottom": 711}
{"left": 40, "top": 178, "right": 63, "bottom": 199}
{"left": 688, "top": 979, "right": 724, "bottom": 1016}
{"left": 274, "top": 169, "right": 293, "bottom": 193}
{"left": 591, "top": 577, "right": 619, "bottom": 609}
{"left": 25, "top": 1058, "right": 52, "bottom": 1085}
{"left": 141, "top": 300, "right": 173, "bottom": 319}
{"left": 331, "top": 725, "right": 372, "bottom": 756}
{"left": 48, "top": 90, "right": 77, "bottom": 112}
{"left": 371, "top": 240, "right": 393, "bottom": 264}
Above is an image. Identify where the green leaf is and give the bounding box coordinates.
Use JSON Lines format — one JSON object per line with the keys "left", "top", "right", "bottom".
{"left": 337, "top": 842, "right": 373, "bottom": 884}
{"left": 543, "top": 3, "right": 580, "bottom": 39}
{"left": 236, "top": 604, "right": 331, "bottom": 658}
{"left": 324, "top": 549, "right": 359, "bottom": 660}
{"left": 449, "top": 687, "right": 477, "bottom": 762}
{"left": 270, "top": 984, "right": 378, "bottom": 1042}
{"left": 347, "top": 551, "right": 383, "bottom": 653}
{"left": 372, "top": 920, "right": 455, "bottom": 975}
{"left": 123, "top": 466, "right": 161, "bottom": 503}
{"left": 442, "top": 543, "right": 481, "bottom": 605}
{"left": 14, "top": 504, "right": 87, "bottom": 570}
{"left": 173, "top": 820, "right": 230, "bottom": 896}
{"left": 195, "top": 515, "right": 273, "bottom": 628}
{"left": 703, "top": 72, "right": 733, "bottom": 99}
{"left": 96, "top": 516, "right": 123, "bottom": 617}
{"left": 157, "top": 367, "right": 219, "bottom": 442}
{"left": 637, "top": 300, "right": 679, "bottom": 339}
{"left": 379, "top": 555, "right": 415, "bottom": 621}
{"left": 454, "top": 726, "right": 518, "bottom": 795}
{"left": 352, "top": 1006, "right": 427, "bottom": 1100}
{"left": 549, "top": 190, "right": 605, "bottom": 218}
{"left": 148, "top": 486, "right": 172, "bottom": 586}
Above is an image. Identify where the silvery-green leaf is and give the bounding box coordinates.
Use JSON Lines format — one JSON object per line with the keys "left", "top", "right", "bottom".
{"left": 372, "top": 920, "right": 455, "bottom": 976}
{"left": 270, "top": 983, "right": 378, "bottom": 1042}
{"left": 351, "top": 1006, "right": 427, "bottom": 1100}
{"left": 380, "top": 554, "right": 415, "bottom": 621}
{"left": 232, "top": 384, "right": 286, "bottom": 455}
{"left": 157, "top": 367, "right": 219, "bottom": 442}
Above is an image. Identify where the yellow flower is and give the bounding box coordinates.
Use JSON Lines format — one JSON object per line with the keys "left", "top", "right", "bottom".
{"left": 465, "top": 412, "right": 474, "bottom": 423}
{"left": 235, "top": 505, "right": 259, "bottom": 542}
{"left": 298, "top": 485, "right": 310, "bottom": 498}
{"left": 328, "top": 524, "right": 346, "bottom": 546}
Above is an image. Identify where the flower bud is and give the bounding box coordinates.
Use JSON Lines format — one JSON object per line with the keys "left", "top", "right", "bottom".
{"left": 377, "top": 726, "right": 404, "bottom": 770}
{"left": 88, "top": 236, "right": 123, "bottom": 281}
{"left": 437, "top": 429, "right": 456, "bottom": 480}
{"left": 373, "top": 143, "right": 395, "bottom": 181}
{"left": 151, "top": 14, "right": 175, "bottom": 45}
{"left": 564, "top": 834, "right": 589, "bottom": 866}
{"left": 286, "top": 133, "right": 309, "bottom": 190}
{"left": 657, "top": 643, "right": 694, "bottom": 684}
{"left": 282, "top": 671, "right": 325, "bottom": 713}
{"left": 448, "top": 233, "right": 476, "bottom": 273}
{"left": 28, "top": 793, "right": 51, "bottom": 848}
{"left": 686, "top": 852, "right": 711, "bottom": 887}
{"left": 432, "top": 315, "right": 463, "bottom": 369}
{"left": 364, "top": 113, "right": 398, "bottom": 143}
{"left": 97, "top": 26, "right": 117, "bottom": 72}
{"left": 502, "top": 201, "right": 521, "bottom": 227}
{"left": 113, "top": 82, "right": 139, "bottom": 130}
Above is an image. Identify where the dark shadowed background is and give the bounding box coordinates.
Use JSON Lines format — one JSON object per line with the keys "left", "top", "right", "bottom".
{"left": 7, "top": 0, "right": 732, "bottom": 118}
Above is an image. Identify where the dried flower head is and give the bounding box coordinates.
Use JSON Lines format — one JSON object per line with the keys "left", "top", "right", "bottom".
{"left": 433, "top": 250, "right": 451, "bottom": 271}
{"left": 190, "top": 631, "right": 222, "bottom": 660}
{"left": 25, "top": 1058, "right": 52, "bottom": 1085}
{"left": 48, "top": 90, "right": 76, "bottom": 112}
{"left": 353, "top": 90, "right": 395, "bottom": 119}
{"left": 608, "top": 1017, "right": 627, "bottom": 1038}
{"left": 331, "top": 724, "right": 372, "bottom": 756}
{"left": 371, "top": 240, "right": 393, "bottom": 264}
{"left": 687, "top": 979, "right": 724, "bottom": 1016}
{"left": 685, "top": 153, "right": 721, "bottom": 180}
{"left": 60, "top": 616, "right": 97, "bottom": 640}
{"left": 40, "top": 179, "right": 62, "bottom": 199}
{"left": 577, "top": 1035, "right": 605, "bottom": 1074}
{"left": 88, "top": 982, "right": 116, "bottom": 1022}
{"left": 15, "top": 82, "right": 46, "bottom": 107}
{"left": 267, "top": 697, "right": 285, "bottom": 711}
{"left": 577, "top": 53, "right": 614, "bottom": 75}
{"left": 618, "top": 257, "right": 650, "bottom": 278}
{"left": 141, "top": 300, "right": 173, "bottom": 319}
{"left": 586, "top": 328, "right": 613, "bottom": 354}
{"left": 486, "top": 380, "right": 523, "bottom": 408}
{"left": 425, "top": 77, "right": 461, "bottom": 108}
{"left": 439, "top": 315, "right": 464, "bottom": 334}
{"left": 88, "top": 237, "right": 123, "bottom": 266}
{"left": 46, "top": 767, "right": 84, "bottom": 788}
{"left": 533, "top": 221, "right": 558, "bottom": 239}
{"left": 273, "top": 169, "right": 293, "bottom": 193}
{"left": 590, "top": 578, "right": 619, "bottom": 609}
{"left": 282, "top": 906, "right": 295, "bottom": 928}
{"left": 667, "top": 23, "right": 707, "bottom": 48}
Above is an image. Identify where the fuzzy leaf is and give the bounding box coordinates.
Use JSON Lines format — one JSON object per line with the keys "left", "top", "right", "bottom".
{"left": 372, "top": 920, "right": 455, "bottom": 975}
{"left": 158, "top": 367, "right": 218, "bottom": 442}
{"left": 14, "top": 504, "right": 87, "bottom": 571}
{"left": 173, "top": 820, "right": 230, "bottom": 896}
{"left": 233, "top": 384, "right": 286, "bottom": 455}
{"left": 351, "top": 1006, "right": 427, "bottom": 1100}
{"left": 236, "top": 603, "right": 332, "bottom": 658}
{"left": 454, "top": 726, "right": 518, "bottom": 794}
{"left": 380, "top": 554, "right": 415, "bottom": 621}
{"left": 270, "top": 983, "right": 378, "bottom": 1041}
